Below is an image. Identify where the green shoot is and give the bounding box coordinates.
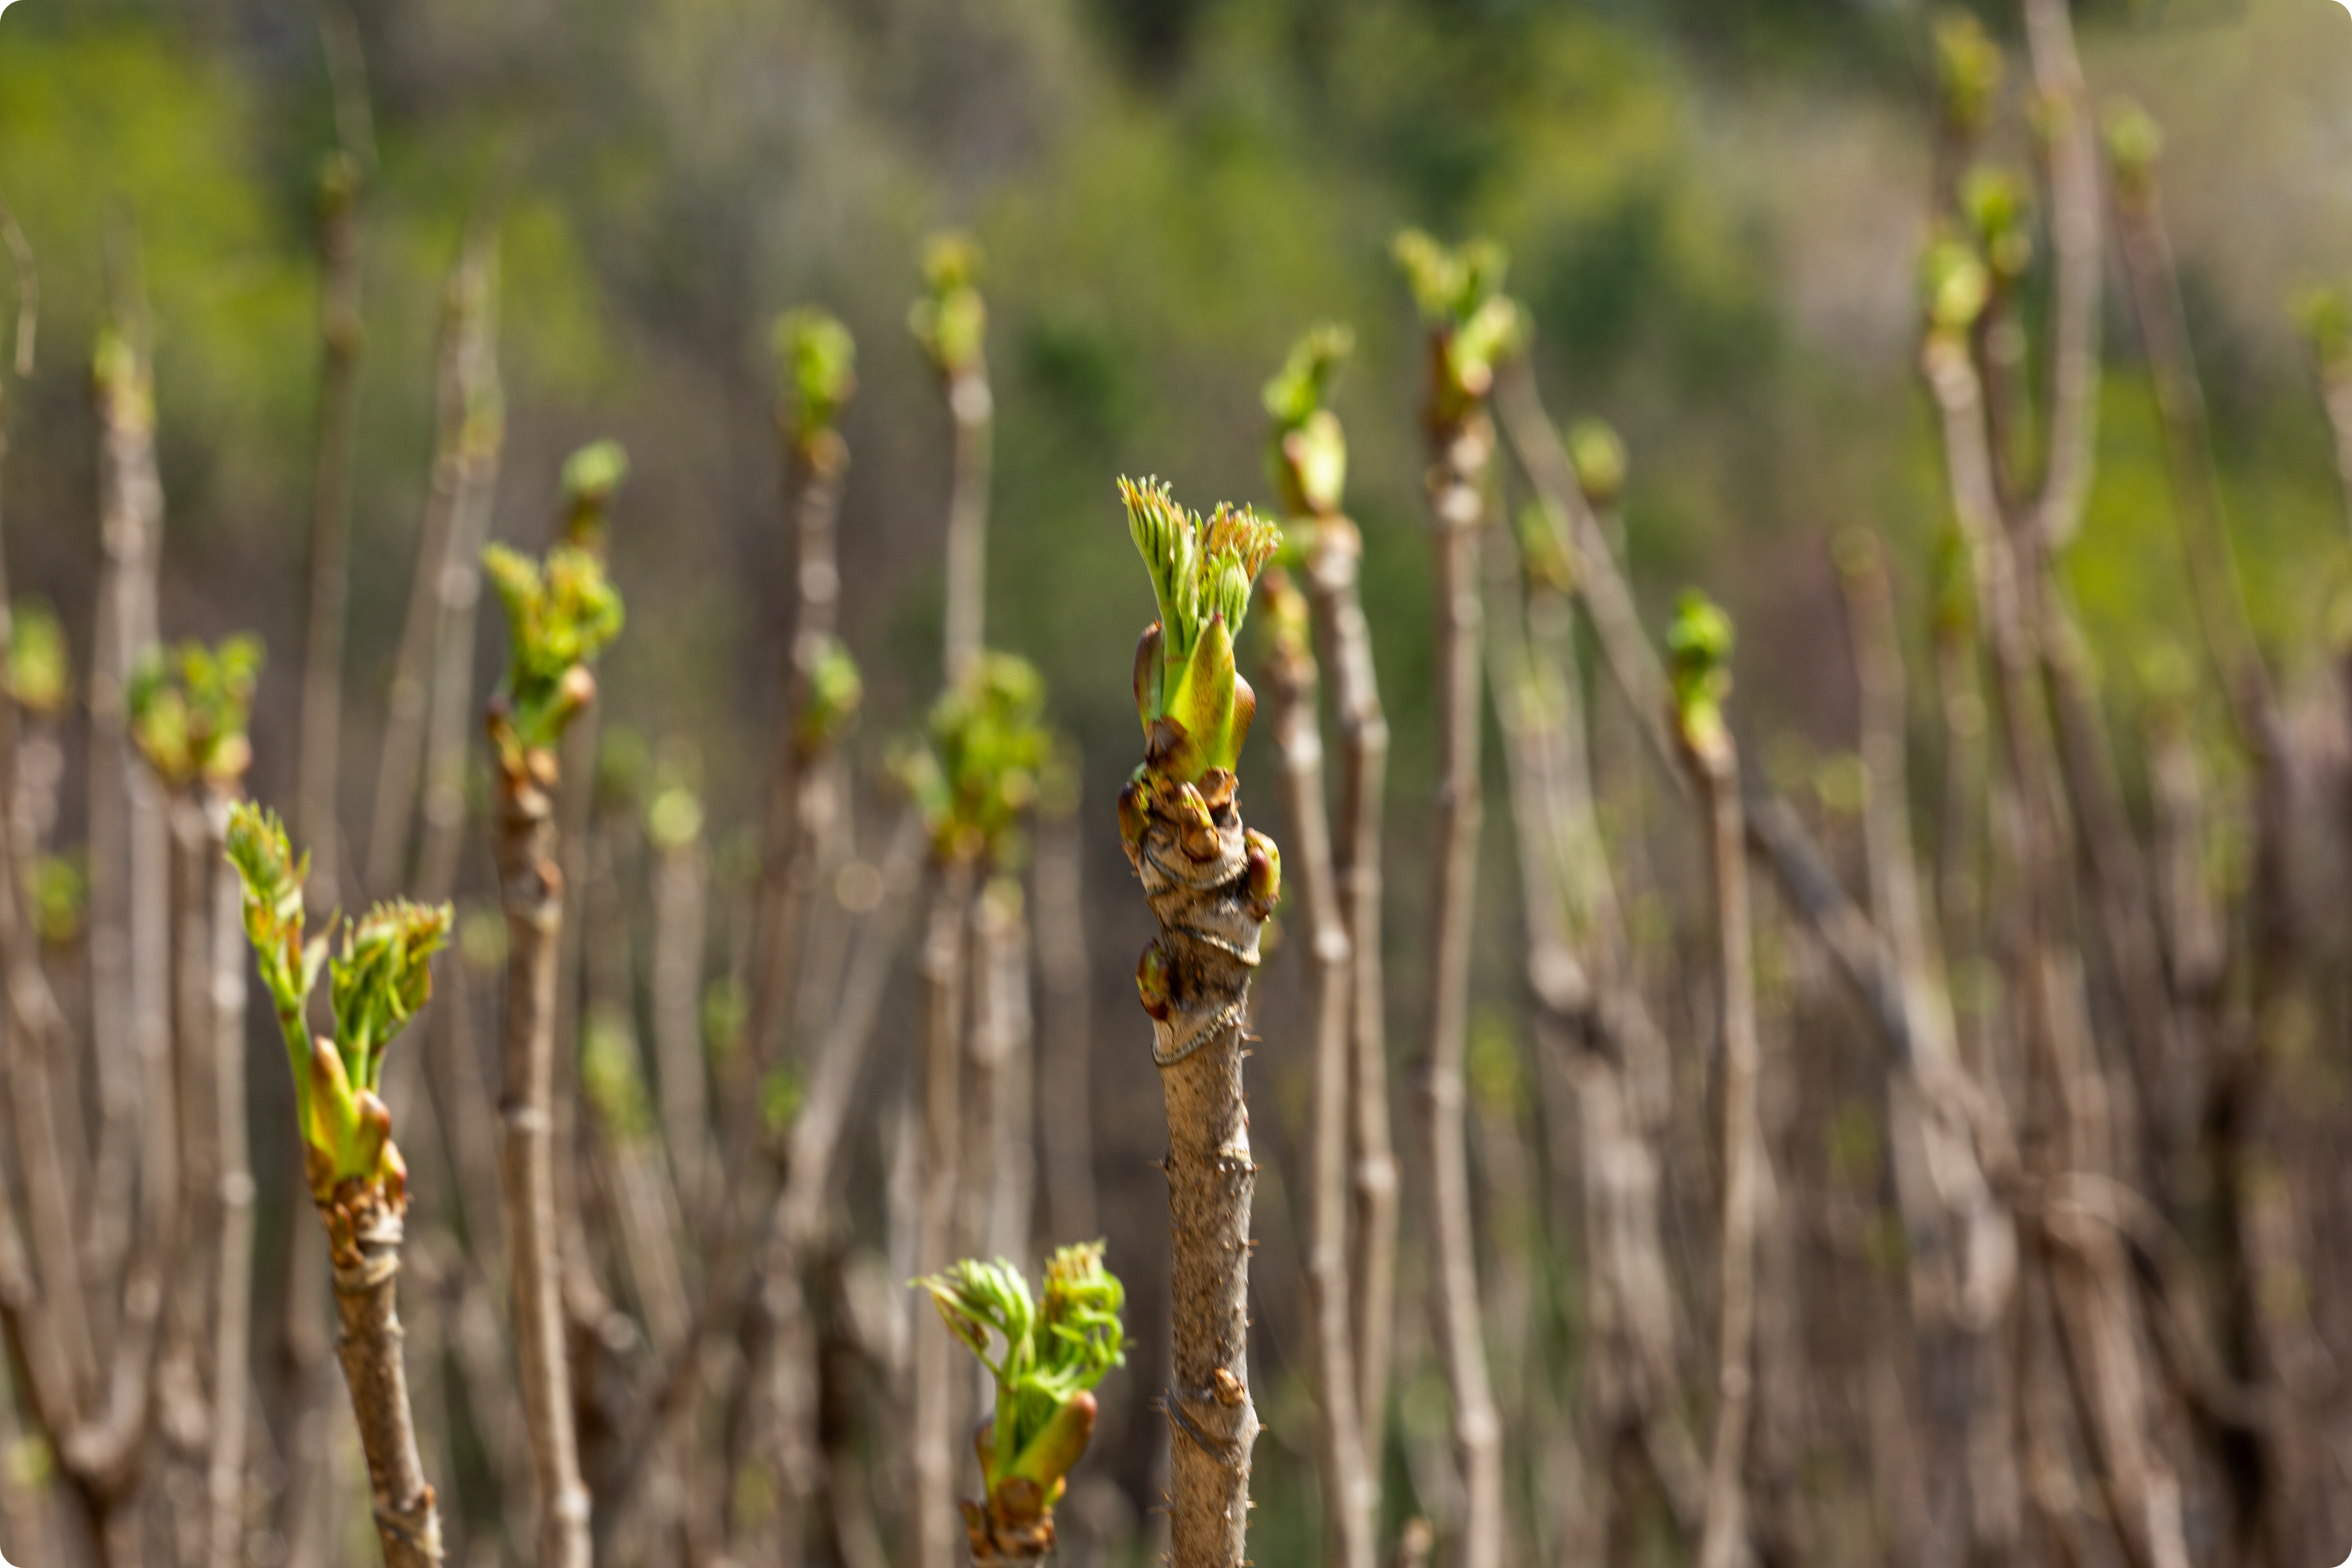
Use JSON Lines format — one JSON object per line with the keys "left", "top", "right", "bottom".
{"left": 1933, "top": 10, "right": 2002, "bottom": 141}
{"left": 1566, "top": 419, "right": 1628, "bottom": 510}
{"left": 894, "top": 651, "right": 1051, "bottom": 867}
{"left": 915, "top": 1243, "right": 1126, "bottom": 1525}
{"left": 1393, "top": 230, "right": 1524, "bottom": 417}
{"left": 1120, "top": 476, "right": 1282, "bottom": 782}
{"left": 1668, "top": 589, "right": 1736, "bottom": 760}
{"left": 561, "top": 440, "right": 630, "bottom": 549}
{"left": 226, "top": 804, "right": 452, "bottom": 1203}
{"left": 795, "top": 634, "right": 865, "bottom": 753}
{"left": 1263, "top": 324, "right": 1352, "bottom": 519}
{"left": 909, "top": 230, "right": 987, "bottom": 379}
{"left": 483, "top": 542, "right": 625, "bottom": 768}
{"left": 5, "top": 599, "right": 71, "bottom": 717}
{"left": 129, "top": 634, "right": 262, "bottom": 788}
{"left": 775, "top": 307, "right": 858, "bottom": 446}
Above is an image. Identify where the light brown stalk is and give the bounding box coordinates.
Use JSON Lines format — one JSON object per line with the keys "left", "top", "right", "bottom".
{"left": 649, "top": 808, "right": 712, "bottom": 1218}
{"left": 1261, "top": 583, "right": 1375, "bottom": 1568}
{"left": 493, "top": 760, "right": 592, "bottom": 1568}
{"left": 970, "top": 877, "right": 1034, "bottom": 1266}
{"left": 321, "top": 1192, "right": 442, "bottom": 1568}
{"left": 1835, "top": 535, "right": 2022, "bottom": 1563}
{"left": 1417, "top": 405, "right": 1504, "bottom": 1568}
{"left": 368, "top": 230, "right": 495, "bottom": 895}
{"left": 2113, "top": 138, "right": 2319, "bottom": 1568}
{"left": 2023, "top": 0, "right": 2102, "bottom": 553}
{"left": 201, "top": 792, "right": 254, "bottom": 1568}
{"left": 414, "top": 242, "right": 504, "bottom": 906}
{"left": 294, "top": 145, "right": 365, "bottom": 910}
{"left": 87, "top": 286, "right": 167, "bottom": 1312}
{"left": 911, "top": 864, "right": 974, "bottom": 1568}
{"left": 1682, "top": 720, "right": 1761, "bottom": 1568}
{"left": 1925, "top": 323, "right": 2192, "bottom": 1568}
{"left": 1489, "top": 526, "right": 1702, "bottom": 1552}
{"left": 1494, "top": 361, "right": 1681, "bottom": 792}
{"left": 941, "top": 364, "right": 993, "bottom": 684}
{"left": 1301, "top": 517, "right": 1399, "bottom": 1469}
{"left": 1127, "top": 771, "right": 1265, "bottom": 1568}
{"left": 743, "top": 422, "right": 848, "bottom": 1086}
{"left": 1033, "top": 784, "right": 1099, "bottom": 1243}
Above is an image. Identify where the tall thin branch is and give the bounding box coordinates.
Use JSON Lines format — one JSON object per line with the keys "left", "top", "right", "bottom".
{"left": 1260, "top": 571, "right": 1375, "bottom": 1568}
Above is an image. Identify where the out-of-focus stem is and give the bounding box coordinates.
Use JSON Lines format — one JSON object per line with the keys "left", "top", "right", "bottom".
{"left": 1301, "top": 518, "right": 1399, "bottom": 1469}
{"left": 202, "top": 791, "right": 255, "bottom": 1568}
{"left": 1418, "top": 405, "right": 1504, "bottom": 1568}
{"left": 296, "top": 151, "right": 365, "bottom": 909}
{"left": 494, "top": 759, "right": 592, "bottom": 1568}
{"left": 942, "top": 365, "right": 993, "bottom": 685}
{"left": 368, "top": 230, "right": 495, "bottom": 895}
{"left": 911, "top": 864, "right": 973, "bottom": 1568}
{"left": 1682, "top": 719, "right": 1761, "bottom": 1568}
{"left": 1261, "top": 577, "right": 1375, "bottom": 1568}
{"left": 1033, "top": 784, "right": 1098, "bottom": 1243}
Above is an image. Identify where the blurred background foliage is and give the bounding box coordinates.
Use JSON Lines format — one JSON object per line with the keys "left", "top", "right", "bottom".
{"left": 7, "top": 0, "right": 2352, "bottom": 1551}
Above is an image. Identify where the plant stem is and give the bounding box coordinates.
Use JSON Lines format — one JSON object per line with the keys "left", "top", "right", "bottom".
{"left": 495, "top": 760, "right": 592, "bottom": 1568}
{"left": 295, "top": 148, "right": 365, "bottom": 911}
{"left": 941, "top": 364, "right": 993, "bottom": 684}
{"left": 912, "top": 862, "right": 973, "bottom": 1568}
{"left": 1685, "top": 722, "right": 1759, "bottom": 1568}
{"left": 415, "top": 240, "right": 503, "bottom": 906}
{"left": 1301, "top": 519, "right": 1398, "bottom": 1470}
{"left": 368, "top": 227, "right": 495, "bottom": 895}
{"left": 203, "top": 791, "right": 256, "bottom": 1568}
{"left": 325, "top": 1197, "right": 442, "bottom": 1568}
{"left": 1033, "top": 787, "right": 1099, "bottom": 1243}
{"left": 1418, "top": 408, "right": 1503, "bottom": 1568}
{"left": 745, "top": 425, "right": 848, "bottom": 1086}
{"left": 1261, "top": 611, "right": 1375, "bottom": 1568}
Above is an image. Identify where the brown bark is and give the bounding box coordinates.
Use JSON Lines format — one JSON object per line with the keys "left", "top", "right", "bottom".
{"left": 1127, "top": 778, "right": 1264, "bottom": 1568}
{"left": 324, "top": 1197, "right": 443, "bottom": 1568}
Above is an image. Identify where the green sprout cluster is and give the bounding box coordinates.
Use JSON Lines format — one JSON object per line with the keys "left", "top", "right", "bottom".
{"left": 226, "top": 804, "right": 452, "bottom": 1204}
{"left": 483, "top": 542, "right": 626, "bottom": 767}
{"left": 915, "top": 1243, "right": 1126, "bottom": 1553}
{"left": 909, "top": 230, "right": 987, "bottom": 380}
{"left": 91, "top": 325, "right": 154, "bottom": 434}
{"left": 894, "top": 652, "right": 1051, "bottom": 867}
{"left": 2297, "top": 286, "right": 2352, "bottom": 380}
{"left": 5, "top": 599, "right": 72, "bottom": 718}
{"left": 1262, "top": 323, "right": 1353, "bottom": 519}
{"left": 1122, "top": 476, "right": 1283, "bottom": 783}
{"left": 1392, "top": 229, "right": 1524, "bottom": 420}
{"left": 795, "top": 634, "right": 865, "bottom": 754}
{"left": 1567, "top": 418, "right": 1628, "bottom": 510}
{"left": 2103, "top": 101, "right": 2163, "bottom": 205}
{"left": 1933, "top": 10, "right": 2002, "bottom": 142}
{"left": 1920, "top": 237, "right": 1991, "bottom": 339}
{"left": 129, "top": 635, "right": 261, "bottom": 788}
{"left": 775, "top": 307, "right": 858, "bottom": 447}
{"left": 561, "top": 440, "right": 630, "bottom": 550}
{"left": 1667, "top": 589, "right": 1736, "bottom": 760}
{"left": 1958, "top": 166, "right": 2033, "bottom": 287}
